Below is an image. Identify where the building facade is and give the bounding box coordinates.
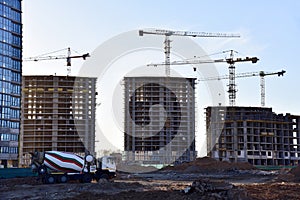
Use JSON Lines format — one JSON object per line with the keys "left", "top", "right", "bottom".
{"left": 206, "top": 106, "right": 300, "bottom": 166}
{"left": 124, "top": 77, "right": 197, "bottom": 166}
{"left": 20, "top": 75, "right": 97, "bottom": 166}
{"left": 0, "top": 0, "right": 22, "bottom": 167}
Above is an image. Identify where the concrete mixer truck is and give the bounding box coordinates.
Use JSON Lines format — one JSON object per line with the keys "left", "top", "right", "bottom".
{"left": 31, "top": 151, "right": 116, "bottom": 184}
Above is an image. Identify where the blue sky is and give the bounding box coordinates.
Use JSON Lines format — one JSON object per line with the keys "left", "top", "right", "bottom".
{"left": 22, "top": 1, "right": 300, "bottom": 156}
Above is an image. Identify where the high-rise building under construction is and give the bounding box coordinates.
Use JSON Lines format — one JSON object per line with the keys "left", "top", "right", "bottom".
{"left": 206, "top": 106, "right": 300, "bottom": 166}
{"left": 20, "top": 75, "right": 97, "bottom": 166}
{"left": 124, "top": 76, "right": 197, "bottom": 165}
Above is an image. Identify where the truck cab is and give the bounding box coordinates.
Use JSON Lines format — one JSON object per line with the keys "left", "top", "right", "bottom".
{"left": 96, "top": 156, "right": 116, "bottom": 179}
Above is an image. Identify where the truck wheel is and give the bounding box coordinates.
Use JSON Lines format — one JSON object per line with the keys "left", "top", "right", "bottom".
{"left": 100, "top": 174, "right": 109, "bottom": 180}
{"left": 58, "top": 175, "right": 68, "bottom": 183}
{"left": 82, "top": 174, "right": 92, "bottom": 183}
{"left": 45, "top": 175, "right": 56, "bottom": 184}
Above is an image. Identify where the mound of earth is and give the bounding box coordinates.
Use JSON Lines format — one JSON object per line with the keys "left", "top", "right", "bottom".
{"left": 117, "top": 163, "right": 158, "bottom": 173}
{"left": 276, "top": 164, "right": 300, "bottom": 182}
{"left": 289, "top": 165, "right": 300, "bottom": 177}
{"left": 162, "top": 157, "right": 255, "bottom": 173}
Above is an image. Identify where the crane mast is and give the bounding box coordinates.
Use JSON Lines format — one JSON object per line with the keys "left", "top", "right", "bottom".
{"left": 228, "top": 50, "right": 236, "bottom": 106}
{"left": 139, "top": 29, "right": 240, "bottom": 77}
{"left": 258, "top": 70, "right": 285, "bottom": 107}
{"left": 224, "top": 50, "right": 259, "bottom": 106}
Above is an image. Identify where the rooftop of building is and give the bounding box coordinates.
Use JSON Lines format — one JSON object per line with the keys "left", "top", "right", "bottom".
{"left": 205, "top": 106, "right": 300, "bottom": 119}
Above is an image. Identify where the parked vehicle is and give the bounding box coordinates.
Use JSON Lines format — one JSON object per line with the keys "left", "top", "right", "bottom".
{"left": 31, "top": 151, "right": 116, "bottom": 184}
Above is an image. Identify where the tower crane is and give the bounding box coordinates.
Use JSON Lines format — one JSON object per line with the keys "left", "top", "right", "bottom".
{"left": 139, "top": 29, "right": 240, "bottom": 77}
{"left": 23, "top": 47, "right": 90, "bottom": 76}
{"left": 148, "top": 50, "right": 259, "bottom": 106}
{"left": 197, "top": 69, "right": 286, "bottom": 107}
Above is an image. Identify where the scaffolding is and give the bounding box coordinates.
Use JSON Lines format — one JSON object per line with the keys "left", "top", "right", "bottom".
{"left": 124, "top": 77, "right": 197, "bottom": 165}
{"left": 20, "top": 75, "right": 97, "bottom": 166}
{"left": 206, "top": 106, "right": 300, "bottom": 166}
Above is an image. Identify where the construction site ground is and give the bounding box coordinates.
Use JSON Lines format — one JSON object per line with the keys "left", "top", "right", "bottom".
{"left": 1, "top": 157, "right": 300, "bottom": 200}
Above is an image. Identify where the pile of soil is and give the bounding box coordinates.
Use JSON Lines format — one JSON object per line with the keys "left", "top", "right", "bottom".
{"left": 289, "top": 165, "right": 300, "bottom": 177}
{"left": 117, "top": 163, "right": 158, "bottom": 173}
{"left": 162, "top": 157, "right": 255, "bottom": 173}
{"left": 276, "top": 165, "right": 300, "bottom": 182}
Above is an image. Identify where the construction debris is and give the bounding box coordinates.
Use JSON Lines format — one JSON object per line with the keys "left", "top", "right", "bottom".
{"left": 182, "top": 179, "right": 250, "bottom": 200}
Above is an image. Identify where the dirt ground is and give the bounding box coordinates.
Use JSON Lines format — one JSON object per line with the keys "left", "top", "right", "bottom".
{"left": 1, "top": 158, "right": 300, "bottom": 200}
